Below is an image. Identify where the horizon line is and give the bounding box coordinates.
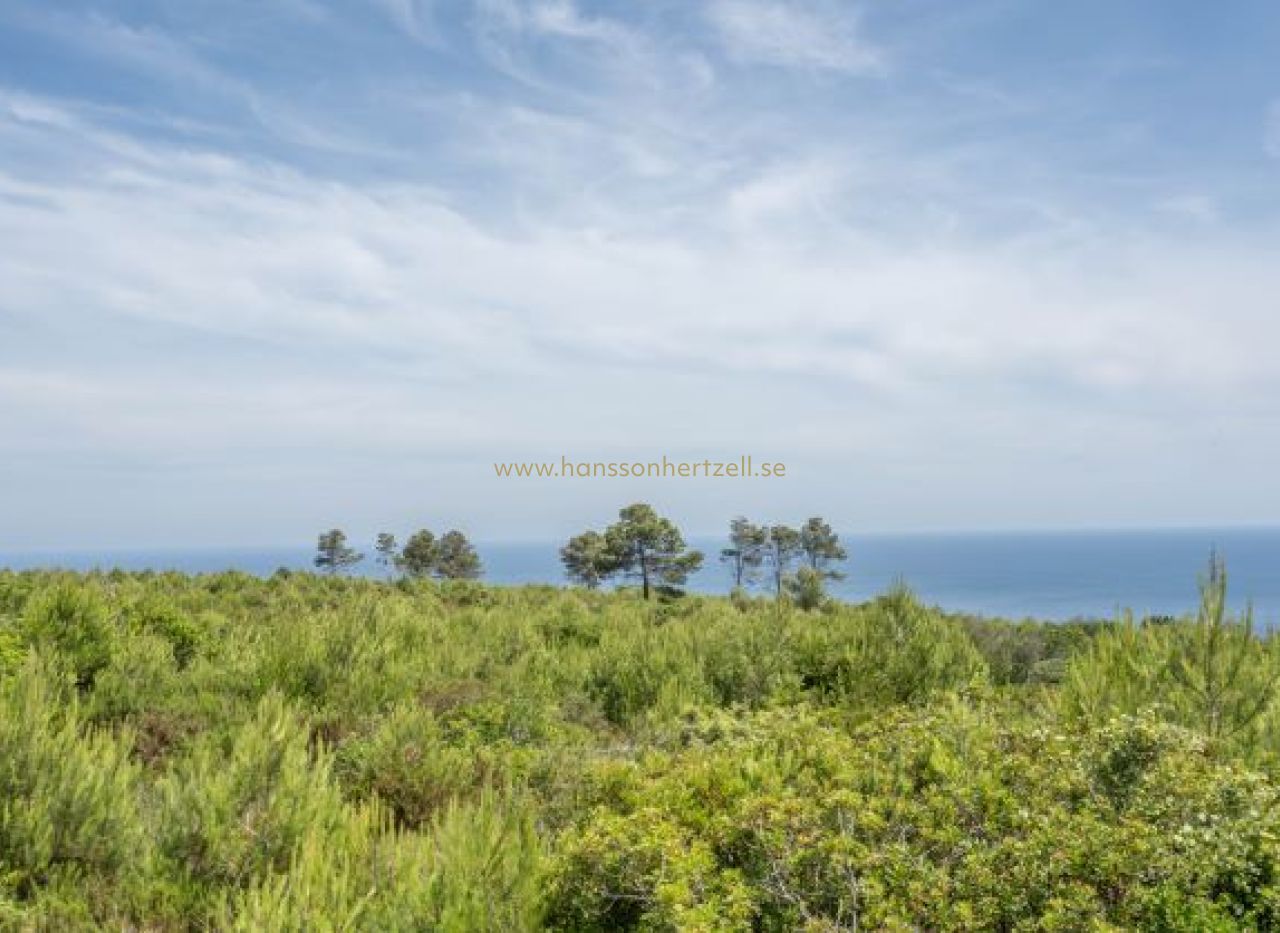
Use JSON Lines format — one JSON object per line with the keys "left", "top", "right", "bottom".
{"left": 3, "top": 521, "right": 1280, "bottom": 555}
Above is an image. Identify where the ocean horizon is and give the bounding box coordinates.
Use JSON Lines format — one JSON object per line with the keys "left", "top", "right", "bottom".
{"left": 3, "top": 526, "right": 1277, "bottom": 624}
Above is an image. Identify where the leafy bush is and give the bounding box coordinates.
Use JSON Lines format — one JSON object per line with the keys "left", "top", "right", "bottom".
{"left": 20, "top": 585, "right": 114, "bottom": 688}
{"left": 547, "top": 704, "right": 1280, "bottom": 930}
{"left": 123, "top": 596, "right": 204, "bottom": 668}
{"left": 792, "top": 584, "right": 988, "bottom": 709}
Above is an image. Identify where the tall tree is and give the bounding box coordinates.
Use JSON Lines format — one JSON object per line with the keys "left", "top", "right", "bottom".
{"left": 561, "top": 530, "right": 619, "bottom": 589}
{"left": 434, "top": 530, "right": 483, "bottom": 580}
{"left": 603, "top": 503, "right": 703, "bottom": 600}
{"left": 763, "top": 525, "right": 802, "bottom": 598}
{"left": 374, "top": 533, "right": 400, "bottom": 579}
{"left": 799, "top": 516, "right": 847, "bottom": 580}
{"left": 398, "top": 529, "right": 438, "bottom": 579}
{"left": 721, "top": 517, "right": 767, "bottom": 590}
{"left": 314, "top": 529, "right": 363, "bottom": 576}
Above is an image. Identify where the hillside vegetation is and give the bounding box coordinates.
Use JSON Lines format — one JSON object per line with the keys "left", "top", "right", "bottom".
{"left": 2, "top": 564, "right": 1280, "bottom": 930}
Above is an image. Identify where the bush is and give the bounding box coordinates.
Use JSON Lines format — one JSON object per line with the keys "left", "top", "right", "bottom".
{"left": 546, "top": 704, "right": 1280, "bottom": 930}
{"left": 123, "top": 596, "right": 204, "bottom": 668}
{"left": 156, "top": 693, "right": 350, "bottom": 911}
{"left": 1060, "top": 557, "right": 1280, "bottom": 760}
{"left": 20, "top": 585, "right": 114, "bottom": 688}
{"left": 0, "top": 661, "right": 144, "bottom": 906}
{"left": 792, "top": 584, "right": 987, "bottom": 710}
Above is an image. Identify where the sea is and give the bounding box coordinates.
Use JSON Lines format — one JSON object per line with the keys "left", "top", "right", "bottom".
{"left": 2, "top": 527, "right": 1278, "bottom": 625}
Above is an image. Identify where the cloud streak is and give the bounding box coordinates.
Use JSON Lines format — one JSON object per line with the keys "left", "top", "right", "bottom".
{"left": 706, "top": 0, "right": 883, "bottom": 74}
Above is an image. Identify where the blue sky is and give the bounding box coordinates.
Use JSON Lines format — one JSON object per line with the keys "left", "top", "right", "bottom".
{"left": 1, "top": 0, "right": 1279, "bottom": 547}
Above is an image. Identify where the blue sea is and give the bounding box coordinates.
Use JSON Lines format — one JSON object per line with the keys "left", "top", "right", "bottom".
{"left": 2, "top": 527, "right": 1278, "bottom": 624}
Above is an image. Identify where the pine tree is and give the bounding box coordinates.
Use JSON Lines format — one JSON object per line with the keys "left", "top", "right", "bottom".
{"left": 374, "top": 533, "right": 400, "bottom": 579}
{"left": 1165, "top": 553, "right": 1280, "bottom": 744}
{"left": 398, "top": 530, "right": 438, "bottom": 579}
{"left": 721, "top": 517, "right": 767, "bottom": 590}
{"left": 561, "top": 531, "right": 619, "bottom": 589}
{"left": 314, "top": 529, "right": 363, "bottom": 576}
{"left": 434, "top": 530, "right": 483, "bottom": 580}
{"left": 799, "top": 517, "right": 847, "bottom": 581}
{"left": 602, "top": 503, "right": 703, "bottom": 600}
{"left": 763, "top": 525, "right": 802, "bottom": 599}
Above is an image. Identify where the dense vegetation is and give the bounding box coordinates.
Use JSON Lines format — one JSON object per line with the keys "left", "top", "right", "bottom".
{"left": 2, "top": 559, "right": 1279, "bottom": 930}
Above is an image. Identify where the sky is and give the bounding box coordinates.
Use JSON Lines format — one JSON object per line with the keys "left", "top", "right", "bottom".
{"left": 1, "top": 0, "right": 1279, "bottom": 548}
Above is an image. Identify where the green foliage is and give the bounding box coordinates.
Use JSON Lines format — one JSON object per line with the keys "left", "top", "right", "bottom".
{"left": 582, "top": 502, "right": 704, "bottom": 599}
{"left": 398, "top": 528, "right": 484, "bottom": 580}
{"left": 763, "top": 524, "right": 802, "bottom": 598}
{"left": 157, "top": 694, "right": 349, "bottom": 897}
{"left": 314, "top": 528, "right": 364, "bottom": 576}
{"left": 798, "top": 515, "right": 847, "bottom": 580}
{"left": 793, "top": 585, "right": 988, "bottom": 709}
{"left": 1061, "top": 555, "right": 1280, "bottom": 759}
{"left": 399, "top": 528, "right": 439, "bottom": 577}
{"left": 374, "top": 531, "right": 400, "bottom": 578}
{"left": 783, "top": 565, "right": 827, "bottom": 611}
{"left": 0, "top": 661, "right": 144, "bottom": 911}
{"left": 122, "top": 595, "right": 203, "bottom": 667}
{"left": 720, "top": 517, "right": 767, "bottom": 590}
{"left": 435, "top": 529, "right": 484, "bottom": 580}
{"left": 225, "top": 793, "right": 543, "bottom": 932}
{"left": 957, "top": 614, "right": 1110, "bottom": 684}
{"left": 561, "top": 530, "right": 619, "bottom": 589}
{"left": 20, "top": 584, "right": 114, "bottom": 688}
{"left": 334, "top": 700, "right": 523, "bottom": 829}
{"left": 2, "top": 564, "right": 1279, "bottom": 929}
{"left": 0, "top": 625, "right": 25, "bottom": 677}
{"left": 547, "top": 704, "right": 1280, "bottom": 931}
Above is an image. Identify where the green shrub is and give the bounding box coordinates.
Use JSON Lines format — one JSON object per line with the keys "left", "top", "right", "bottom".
{"left": 20, "top": 585, "right": 114, "bottom": 688}
{"left": 227, "top": 794, "right": 544, "bottom": 932}
{"left": 335, "top": 702, "right": 513, "bottom": 828}
{"left": 86, "top": 633, "right": 180, "bottom": 723}
{"left": 1060, "top": 558, "right": 1280, "bottom": 760}
{"left": 0, "top": 625, "right": 25, "bottom": 677}
{"left": 547, "top": 704, "right": 1280, "bottom": 930}
{"left": 0, "top": 661, "right": 144, "bottom": 904}
{"left": 156, "top": 693, "right": 349, "bottom": 911}
{"left": 793, "top": 584, "right": 988, "bottom": 710}
{"left": 123, "top": 596, "right": 204, "bottom": 668}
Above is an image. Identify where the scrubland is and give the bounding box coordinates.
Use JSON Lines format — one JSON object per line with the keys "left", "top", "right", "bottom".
{"left": 1, "top": 565, "right": 1278, "bottom": 930}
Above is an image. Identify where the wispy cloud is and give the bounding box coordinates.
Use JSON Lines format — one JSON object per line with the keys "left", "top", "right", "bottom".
{"left": 706, "top": 0, "right": 883, "bottom": 74}
{"left": 369, "top": 0, "right": 438, "bottom": 43}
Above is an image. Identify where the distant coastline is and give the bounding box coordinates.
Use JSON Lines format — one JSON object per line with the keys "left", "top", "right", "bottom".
{"left": 4, "top": 526, "right": 1278, "bottom": 624}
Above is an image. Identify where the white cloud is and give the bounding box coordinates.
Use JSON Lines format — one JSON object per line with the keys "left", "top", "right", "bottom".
{"left": 3, "top": 92, "right": 1274, "bottom": 436}
{"left": 1154, "top": 193, "right": 1218, "bottom": 223}
{"left": 725, "top": 159, "right": 846, "bottom": 230}
{"left": 526, "top": 0, "right": 626, "bottom": 44}
{"left": 707, "top": 0, "right": 883, "bottom": 74}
